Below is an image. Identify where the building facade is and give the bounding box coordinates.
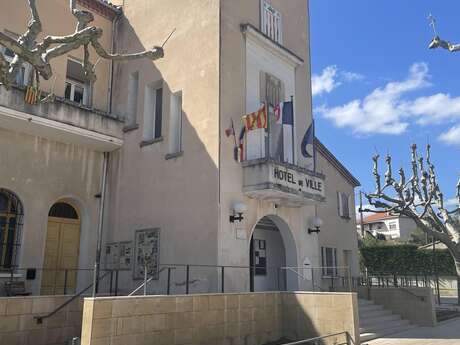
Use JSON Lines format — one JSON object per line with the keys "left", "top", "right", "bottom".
{"left": 0, "top": 0, "right": 360, "bottom": 296}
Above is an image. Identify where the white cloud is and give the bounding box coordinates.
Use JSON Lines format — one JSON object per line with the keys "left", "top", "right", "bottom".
{"left": 440, "top": 125, "right": 460, "bottom": 146}
{"left": 341, "top": 71, "right": 365, "bottom": 82}
{"left": 311, "top": 66, "right": 341, "bottom": 96}
{"left": 445, "top": 198, "right": 459, "bottom": 208}
{"left": 402, "top": 93, "right": 460, "bottom": 125}
{"left": 316, "top": 62, "right": 460, "bottom": 139}
{"left": 317, "top": 63, "right": 430, "bottom": 135}
{"left": 311, "top": 65, "right": 365, "bottom": 97}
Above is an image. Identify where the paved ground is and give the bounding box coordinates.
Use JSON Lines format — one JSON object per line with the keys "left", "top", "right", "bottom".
{"left": 366, "top": 318, "right": 460, "bottom": 345}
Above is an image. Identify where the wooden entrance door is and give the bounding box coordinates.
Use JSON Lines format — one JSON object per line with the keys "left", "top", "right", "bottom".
{"left": 41, "top": 203, "right": 80, "bottom": 295}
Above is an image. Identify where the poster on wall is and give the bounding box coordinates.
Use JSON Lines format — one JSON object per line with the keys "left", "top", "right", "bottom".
{"left": 105, "top": 241, "right": 133, "bottom": 270}
{"left": 253, "top": 239, "right": 267, "bottom": 276}
{"left": 134, "top": 228, "right": 160, "bottom": 280}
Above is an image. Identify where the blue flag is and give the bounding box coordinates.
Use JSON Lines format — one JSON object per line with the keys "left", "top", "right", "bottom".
{"left": 281, "top": 101, "right": 293, "bottom": 125}
{"left": 301, "top": 122, "right": 314, "bottom": 158}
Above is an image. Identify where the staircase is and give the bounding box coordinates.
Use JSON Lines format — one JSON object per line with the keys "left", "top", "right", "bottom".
{"left": 358, "top": 298, "right": 418, "bottom": 342}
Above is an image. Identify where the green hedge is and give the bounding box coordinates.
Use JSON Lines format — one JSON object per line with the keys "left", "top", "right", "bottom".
{"left": 360, "top": 245, "right": 456, "bottom": 275}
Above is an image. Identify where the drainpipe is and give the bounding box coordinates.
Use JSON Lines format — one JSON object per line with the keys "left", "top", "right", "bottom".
{"left": 92, "top": 151, "right": 109, "bottom": 297}
{"left": 108, "top": 10, "right": 122, "bottom": 114}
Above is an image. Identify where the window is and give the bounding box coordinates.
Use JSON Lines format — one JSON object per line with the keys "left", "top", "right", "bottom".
{"left": 126, "top": 71, "right": 139, "bottom": 126}
{"left": 0, "top": 189, "right": 23, "bottom": 269}
{"left": 337, "top": 192, "right": 350, "bottom": 218}
{"left": 261, "top": 1, "right": 283, "bottom": 44}
{"left": 389, "top": 221, "right": 397, "bottom": 230}
{"left": 65, "top": 59, "right": 90, "bottom": 106}
{"left": 1, "top": 32, "right": 31, "bottom": 86}
{"left": 321, "top": 247, "right": 337, "bottom": 277}
{"left": 143, "top": 81, "right": 163, "bottom": 141}
{"left": 252, "top": 239, "right": 267, "bottom": 276}
{"left": 168, "top": 91, "right": 183, "bottom": 154}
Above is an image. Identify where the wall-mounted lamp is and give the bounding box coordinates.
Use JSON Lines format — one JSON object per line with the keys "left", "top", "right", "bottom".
{"left": 308, "top": 216, "right": 323, "bottom": 234}
{"left": 230, "top": 202, "right": 247, "bottom": 223}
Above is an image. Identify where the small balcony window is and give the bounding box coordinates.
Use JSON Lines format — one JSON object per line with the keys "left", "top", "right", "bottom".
{"left": 65, "top": 59, "right": 90, "bottom": 106}
{"left": 261, "top": 1, "right": 283, "bottom": 44}
{"left": 1, "top": 38, "right": 31, "bottom": 87}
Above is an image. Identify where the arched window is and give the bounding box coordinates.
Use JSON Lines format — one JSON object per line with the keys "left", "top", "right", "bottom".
{"left": 48, "top": 202, "right": 79, "bottom": 219}
{"left": 0, "top": 189, "right": 23, "bottom": 269}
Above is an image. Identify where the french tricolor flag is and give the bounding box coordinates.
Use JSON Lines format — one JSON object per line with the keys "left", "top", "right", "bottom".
{"left": 274, "top": 101, "right": 294, "bottom": 125}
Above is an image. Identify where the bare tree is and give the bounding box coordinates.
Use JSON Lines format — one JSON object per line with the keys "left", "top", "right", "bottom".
{"left": 362, "top": 144, "right": 460, "bottom": 304}
{"left": 0, "top": 0, "right": 164, "bottom": 91}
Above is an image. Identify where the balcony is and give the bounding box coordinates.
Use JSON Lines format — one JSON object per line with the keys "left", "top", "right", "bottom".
{"left": 0, "top": 85, "right": 123, "bottom": 152}
{"left": 242, "top": 158, "right": 326, "bottom": 207}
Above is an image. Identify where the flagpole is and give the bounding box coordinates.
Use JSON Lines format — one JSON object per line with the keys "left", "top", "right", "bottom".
{"left": 291, "top": 95, "right": 295, "bottom": 164}
{"left": 266, "top": 100, "right": 270, "bottom": 160}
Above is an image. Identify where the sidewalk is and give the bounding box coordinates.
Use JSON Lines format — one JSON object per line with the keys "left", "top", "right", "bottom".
{"left": 366, "top": 318, "right": 460, "bottom": 345}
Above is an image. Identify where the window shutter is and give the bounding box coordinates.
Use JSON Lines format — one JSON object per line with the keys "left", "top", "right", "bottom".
{"left": 337, "top": 192, "right": 343, "bottom": 217}
{"left": 260, "top": 71, "right": 267, "bottom": 104}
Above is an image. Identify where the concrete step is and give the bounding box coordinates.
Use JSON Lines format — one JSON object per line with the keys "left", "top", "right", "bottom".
{"left": 359, "top": 308, "right": 393, "bottom": 319}
{"left": 360, "top": 313, "right": 402, "bottom": 327}
{"left": 358, "top": 298, "right": 374, "bottom": 306}
{"left": 360, "top": 319, "right": 411, "bottom": 333}
{"left": 359, "top": 304, "right": 384, "bottom": 313}
{"left": 360, "top": 324, "right": 419, "bottom": 343}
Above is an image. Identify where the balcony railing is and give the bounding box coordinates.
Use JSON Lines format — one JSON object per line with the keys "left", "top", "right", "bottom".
{"left": 0, "top": 85, "right": 123, "bottom": 151}
{"left": 242, "top": 158, "right": 325, "bottom": 206}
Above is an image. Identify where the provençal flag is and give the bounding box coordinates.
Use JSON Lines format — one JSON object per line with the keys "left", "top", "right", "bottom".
{"left": 242, "top": 104, "right": 267, "bottom": 131}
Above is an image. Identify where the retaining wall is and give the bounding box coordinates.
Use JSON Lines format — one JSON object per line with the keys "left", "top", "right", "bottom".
{"left": 0, "top": 295, "right": 84, "bottom": 345}
{"left": 80, "top": 291, "right": 359, "bottom": 345}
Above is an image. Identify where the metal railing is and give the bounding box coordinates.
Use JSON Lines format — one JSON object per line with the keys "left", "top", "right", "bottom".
{"left": 283, "top": 331, "right": 356, "bottom": 345}
{"left": 359, "top": 271, "right": 445, "bottom": 303}
{"left": 34, "top": 270, "right": 111, "bottom": 324}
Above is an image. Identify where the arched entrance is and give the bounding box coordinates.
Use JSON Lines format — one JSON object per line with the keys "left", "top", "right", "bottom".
{"left": 250, "top": 215, "right": 298, "bottom": 292}
{"left": 41, "top": 202, "right": 81, "bottom": 295}
{"left": 0, "top": 189, "right": 24, "bottom": 270}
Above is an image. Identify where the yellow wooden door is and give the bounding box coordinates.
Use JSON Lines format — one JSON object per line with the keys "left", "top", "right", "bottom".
{"left": 41, "top": 217, "right": 80, "bottom": 295}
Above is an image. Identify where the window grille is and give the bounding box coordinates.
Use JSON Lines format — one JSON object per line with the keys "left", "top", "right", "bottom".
{"left": 0, "top": 189, "right": 23, "bottom": 270}
{"left": 261, "top": 1, "right": 283, "bottom": 44}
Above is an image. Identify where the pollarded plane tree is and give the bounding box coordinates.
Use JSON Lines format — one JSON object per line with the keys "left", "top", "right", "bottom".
{"left": 362, "top": 144, "right": 460, "bottom": 304}
{"left": 0, "top": 0, "right": 164, "bottom": 92}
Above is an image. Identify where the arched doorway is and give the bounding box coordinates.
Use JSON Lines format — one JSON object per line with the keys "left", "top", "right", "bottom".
{"left": 41, "top": 202, "right": 81, "bottom": 295}
{"left": 249, "top": 215, "right": 298, "bottom": 292}
{"left": 0, "top": 189, "right": 24, "bottom": 270}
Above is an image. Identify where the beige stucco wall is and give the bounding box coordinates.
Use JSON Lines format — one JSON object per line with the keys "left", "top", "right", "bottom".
{"left": 316, "top": 151, "right": 360, "bottom": 277}
{"left": 0, "top": 0, "right": 113, "bottom": 112}
{"left": 106, "top": 0, "right": 221, "bottom": 291}
{"left": 80, "top": 291, "right": 359, "bottom": 345}
{"left": 0, "top": 295, "right": 84, "bottom": 345}
{"left": 0, "top": 127, "right": 103, "bottom": 294}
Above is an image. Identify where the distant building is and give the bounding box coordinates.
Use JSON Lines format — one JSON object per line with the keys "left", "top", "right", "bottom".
{"left": 357, "top": 212, "right": 417, "bottom": 241}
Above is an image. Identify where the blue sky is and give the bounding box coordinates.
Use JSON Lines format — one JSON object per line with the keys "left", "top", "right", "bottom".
{"left": 309, "top": 1, "right": 460, "bottom": 208}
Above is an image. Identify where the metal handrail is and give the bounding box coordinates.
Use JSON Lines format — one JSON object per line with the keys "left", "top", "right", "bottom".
{"left": 282, "top": 331, "right": 355, "bottom": 345}
{"left": 128, "top": 266, "right": 176, "bottom": 296}
{"left": 34, "top": 270, "right": 111, "bottom": 324}
{"left": 280, "top": 267, "right": 326, "bottom": 292}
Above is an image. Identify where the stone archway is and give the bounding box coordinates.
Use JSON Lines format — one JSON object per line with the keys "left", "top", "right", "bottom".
{"left": 249, "top": 215, "right": 298, "bottom": 292}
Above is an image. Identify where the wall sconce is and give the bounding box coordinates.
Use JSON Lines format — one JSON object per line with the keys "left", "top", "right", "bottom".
{"left": 308, "top": 216, "right": 323, "bottom": 234}
{"left": 230, "top": 202, "right": 247, "bottom": 223}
